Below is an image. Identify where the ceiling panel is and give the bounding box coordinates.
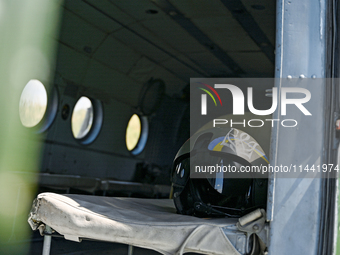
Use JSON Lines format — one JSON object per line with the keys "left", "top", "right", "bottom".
{"left": 241, "top": 0, "right": 276, "bottom": 45}
{"left": 140, "top": 18, "right": 207, "bottom": 54}
{"left": 64, "top": 0, "right": 122, "bottom": 33}
{"left": 57, "top": 0, "right": 276, "bottom": 100}
{"left": 169, "top": 0, "right": 232, "bottom": 18}
{"left": 161, "top": 57, "right": 205, "bottom": 79}
{"left": 169, "top": 0, "right": 272, "bottom": 51}
{"left": 108, "top": 0, "right": 169, "bottom": 22}
{"left": 56, "top": 44, "right": 90, "bottom": 84}
{"left": 59, "top": 9, "right": 107, "bottom": 53}
{"left": 93, "top": 36, "right": 141, "bottom": 74}
{"left": 111, "top": 22, "right": 207, "bottom": 76}
{"left": 148, "top": 0, "right": 245, "bottom": 74}
{"left": 112, "top": 23, "right": 173, "bottom": 63}
{"left": 189, "top": 51, "right": 233, "bottom": 76}
{"left": 169, "top": 0, "right": 274, "bottom": 69}
{"left": 191, "top": 16, "right": 261, "bottom": 52}
{"left": 77, "top": 0, "right": 136, "bottom": 27}
{"left": 229, "top": 51, "right": 274, "bottom": 77}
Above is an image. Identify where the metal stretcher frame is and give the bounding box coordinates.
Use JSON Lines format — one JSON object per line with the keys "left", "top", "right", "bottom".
{"left": 28, "top": 193, "right": 267, "bottom": 255}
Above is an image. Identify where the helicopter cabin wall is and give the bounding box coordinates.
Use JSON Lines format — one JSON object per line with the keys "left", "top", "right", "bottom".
{"left": 39, "top": 38, "right": 190, "bottom": 187}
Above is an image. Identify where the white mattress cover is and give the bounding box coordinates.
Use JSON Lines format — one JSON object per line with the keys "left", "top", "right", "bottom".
{"left": 28, "top": 193, "right": 243, "bottom": 255}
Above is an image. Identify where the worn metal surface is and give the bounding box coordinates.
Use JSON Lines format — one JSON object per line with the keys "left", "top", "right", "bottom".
{"left": 42, "top": 226, "right": 52, "bottom": 255}
{"left": 268, "top": 0, "right": 328, "bottom": 254}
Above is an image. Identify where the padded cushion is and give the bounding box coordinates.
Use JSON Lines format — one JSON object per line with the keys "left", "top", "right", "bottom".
{"left": 28, "top": 193, "right": 244, "bottom": 255}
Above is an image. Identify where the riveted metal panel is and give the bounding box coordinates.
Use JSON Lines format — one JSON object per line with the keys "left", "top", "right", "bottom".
{"left": 268, "top": 0, "right": 328, "bottom": 254}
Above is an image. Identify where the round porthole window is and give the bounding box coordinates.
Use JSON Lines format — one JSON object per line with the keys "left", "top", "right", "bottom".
{"left": 71, "top": 96, "right": 103, "bottom": 144}
{"left": 19, "top": 79, "right": 58, "bottom": 132}
{"left": 19, "top": 79, "right": 48, "bottom": 128}
{"left": 126, "top": 114, "right": 148, "bottom": 155}
{"left": 71, "top": 97, "right": 93, "bottom": 139}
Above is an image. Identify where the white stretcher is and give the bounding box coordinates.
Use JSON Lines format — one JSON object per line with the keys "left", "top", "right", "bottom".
{"left": 28, "top": 193, "right": 267, "bottom": 255}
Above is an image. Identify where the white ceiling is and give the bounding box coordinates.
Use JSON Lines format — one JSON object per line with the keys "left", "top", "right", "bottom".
{"left": 56, "top": 0, "right": 275, "bottom": 105}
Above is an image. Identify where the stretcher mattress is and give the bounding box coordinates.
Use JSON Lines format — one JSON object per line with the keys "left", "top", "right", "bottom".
{"left": 28, "top": 193, "right": 248, "bottom": 255}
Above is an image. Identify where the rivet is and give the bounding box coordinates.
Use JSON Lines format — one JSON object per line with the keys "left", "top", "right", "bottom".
{"left": 287, "top": 75, "right": 292, "bottom": 79}
{"left": 253, "top": 224, "right": 259, "bottom": 231}
{"left": 312, "top": 75, "right": 317, "bottom": 79}
{"left": 299, "top": 74, "right": 305, "bottom": 79}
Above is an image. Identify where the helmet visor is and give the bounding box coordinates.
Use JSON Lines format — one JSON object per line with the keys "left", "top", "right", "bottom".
{"left": 190, "top": 150, "right": 252, "bottom": 197}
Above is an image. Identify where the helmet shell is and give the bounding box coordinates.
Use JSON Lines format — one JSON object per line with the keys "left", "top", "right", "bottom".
{"left": 171, "top": 112, "right": 270, "bottom": 217}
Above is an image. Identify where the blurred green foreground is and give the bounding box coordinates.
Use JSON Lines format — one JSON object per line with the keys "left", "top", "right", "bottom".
{"left": 0, "top": 0, "right": 62, "bottom": 254}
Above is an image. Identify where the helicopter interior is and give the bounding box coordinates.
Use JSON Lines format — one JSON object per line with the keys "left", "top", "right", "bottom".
{"left": 33, "top": 0, "right": 275, "bottom": 196}
{"left": 9, "top": 0, "right": 277, "bottom": 254}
